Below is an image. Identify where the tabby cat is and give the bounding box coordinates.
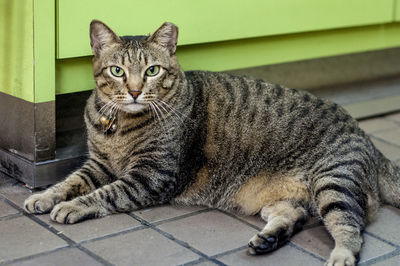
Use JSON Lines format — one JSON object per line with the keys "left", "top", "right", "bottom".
{"left": 24, "top": 20, "right": 400, "bottom": 266}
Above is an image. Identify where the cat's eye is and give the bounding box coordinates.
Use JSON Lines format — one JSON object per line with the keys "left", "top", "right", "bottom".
{"left": 145, "top": 65, "right": 160, "bottom": 77}
{"left": 110, "top": 66, "right": 124, "bottom": 77}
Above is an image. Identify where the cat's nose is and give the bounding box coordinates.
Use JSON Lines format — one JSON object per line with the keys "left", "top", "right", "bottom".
{"left": 129, "top": 90, "right": 142, "bottom": 99}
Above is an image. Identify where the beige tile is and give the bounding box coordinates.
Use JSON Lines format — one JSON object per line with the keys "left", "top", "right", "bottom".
{"left": 373, "top": 253, "right": 400, "bottom": 266}
{"left": 192, "top": 260, "right": 220, "bottom": 266}
{"left": 358, "top": 118, "right": 399, "bottom": 134}
{"left": 291, "top": 226, "right": 333, "bottom": 259}
{"left": 385, "top": 112, "right": 400, "bottom": 123}
{"left": 0, "top": 216, "right": 67, "bottom": 261}
{"left": 158, "top": 210, "right": 258, "bottom": 256}
{"left": 133, "top": 204, "right": 206, "bottom": 223}
{"left": 37, "top": 213, "right": 141, "bottom": 243}
{"left": 370, "top": 137, "right": 400, "bottom": 161}
{"left": 233, "top": 214, "right": 265, "bottom": 230}
{"left": 218, "top": 244, "right": 323, "bottom": 266}
{"left": 83, "top": 228, "right": 199, "bottom": 265}
{"left": 373, "top": 128, "right": 400, "bottom": 147}
{"left": 0, "top": 175, "right": 35, "bottom": 209}
{"left": 291, "top": 225, "right": 395, "bottom": 263}
{"left": 7, "top": 248, "right": 103, "bottom": 266}
{"left": 0, "top": 200, "right": 19, "bottom": 218}
{"left": 367, "top": 206, "right": 400, "bottom": 246}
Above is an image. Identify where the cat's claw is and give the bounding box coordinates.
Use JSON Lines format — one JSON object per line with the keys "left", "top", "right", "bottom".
{"left": 50, "top": 201, "right": 96, "bottom": 224}
{"left": 24, "top": 193, "right": 57, "bottom": 214}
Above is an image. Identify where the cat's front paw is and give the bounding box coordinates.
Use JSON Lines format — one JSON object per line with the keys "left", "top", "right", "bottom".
{"left": 50, "top": 200, "right": 97, "bottom": 224}
{"left": 326, "top": 246, "right": 356, "bottom": 266}
{"left": 24, "top": 193, "right": 59, "bottom": 214}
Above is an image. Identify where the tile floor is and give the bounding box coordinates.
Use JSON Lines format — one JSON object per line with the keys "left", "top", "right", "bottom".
{"left": 0, "top": 112, "right": 400, "bottom": 266}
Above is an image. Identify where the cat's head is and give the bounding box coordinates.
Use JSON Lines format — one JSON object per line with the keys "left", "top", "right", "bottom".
{"left": 90, "top": 20, "right": 181, "bottom": 114}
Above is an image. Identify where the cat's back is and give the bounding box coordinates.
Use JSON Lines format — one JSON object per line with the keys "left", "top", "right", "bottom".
{"left": 184, "top": 71, "right": 371, "bottom": 172}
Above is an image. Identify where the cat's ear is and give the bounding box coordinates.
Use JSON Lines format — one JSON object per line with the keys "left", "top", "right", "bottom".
{"left": 149, "top": 22, "right": 179, "bottom": 55}
{"left": 90, "top": 20, "right": 120, "bottom": 56}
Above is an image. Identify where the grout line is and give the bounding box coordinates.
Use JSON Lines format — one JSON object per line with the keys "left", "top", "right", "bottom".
{"left": 359, "top": 247, "right": 400, "bottom": 266}
{"left": 370, "top": 135, "right": 400, "bottom": 150}
{"left": 364, "top": 231, "right": 400, "bottom": 248}
{"left": 211, "top": 245, "right": 248, "bottom": 259}
{"left": 287, "top": 242, "right": 326, "bottom": 262}
{"left": 384, "top": 113, "right": 400, "bottom": 127}
{"left": 178, "top": 257, "right": 210, "bottom": 266}
{"left": 151, "top": 208, "right": 214, "bottom": 226}
{"left": 129, "top": 213, "right": 227, "bottom": 266}
{"left": 75, "top": 245, "right": 114, "bottom": 266}
{"left": 0, "top": 212, "right": 23, "bottom": 221}
{"left": 0, "top": 246, "right": 71, "bottom": 266}
{"left": 78, "top": 225, "right": 148, "bottom": 245}
{"left": 215, "top": 209, "right": 262, "bottom": 231}
{"left": 0, "top": 194, "right": 113, "bottom": 266}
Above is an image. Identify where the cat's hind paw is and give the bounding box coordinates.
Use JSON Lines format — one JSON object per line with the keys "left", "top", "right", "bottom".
{"left": 50, "top": 200, "right": 97, "bottom": 224}
{"left": 24, "top": 193, "right": 58, "bottom": 214}
{"left": 247, "top": 229, "right": 289, "bottom": 255}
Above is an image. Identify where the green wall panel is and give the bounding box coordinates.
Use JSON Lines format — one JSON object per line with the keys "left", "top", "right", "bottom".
{"left": 395, "top": 0, "right": 400, "bottom": 21}
{"left": 57, "top": 0, "right": 394, "bottom": 59}
{"left": 34, "top": 0, "right": 55, "bottom": 103}
{"left": 56, "top": 23, "right": 400, "bottom": 95}
{"left": 0, "top": 0, "right": 34, "bottom": 102}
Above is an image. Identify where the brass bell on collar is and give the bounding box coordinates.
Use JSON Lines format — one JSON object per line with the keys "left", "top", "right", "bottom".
{"left": 99, "top": 115, "right": 117, "bottom": 132}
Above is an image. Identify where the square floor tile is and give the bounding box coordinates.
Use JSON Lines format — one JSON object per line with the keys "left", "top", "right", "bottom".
{"left": 233, "top": 213, "right": 265, "bottom": 230}
{"left": 7, "top": 247, "right": 103, "bottom": 266}
{"left": 0, "top": 200, "right": 19, "bottom": 218}
{"left": 367, "top": 206, "right": 400, "bottom": 246}
{"left": 370, "top": 137, "right": 400, "bottom": 161}
{"left": 83, "top": 228, "right": 199, "bottom": 265}
{"left": 385, "top": 113, "right": 400, "bottom": 123}
{"left": 358, "top": 119, "right": 399, "bottom": 134}
{"left": 291, "top": 225, "right": 396, "bottom": 263}
{"left": 0, "top": 216, "right": 67, "bottom": 261}
{"left": 37, "top": 213, "right": 141, "bottom": 243}
{"left": 182, "top": 258, "right": 221, "bottom": 266}
{"left": 372, "top": 253, "right": 400, "bottom": 266}
{"left": 0, "top": 174, "right": 35, "bottom": 209}
{"left": 373, "top": 129, "right": 400, "bottom": 147}
{"left": 218, "top": 244, "right": 323, "bottom": 266}
{"left": 133, "top": 204, "right": 206, "bottom": 223}
{"left": 158, "top": 210, "right": 258, "bottom": 256}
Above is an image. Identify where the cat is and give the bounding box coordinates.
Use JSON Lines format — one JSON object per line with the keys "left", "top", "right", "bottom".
{"left": 24, "top": 20, "right": 400, "bottom": 266}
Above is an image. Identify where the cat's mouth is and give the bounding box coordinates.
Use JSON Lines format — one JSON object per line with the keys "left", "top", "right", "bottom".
{"left": 121, "top": 101, "right": 148, "bottom": 113}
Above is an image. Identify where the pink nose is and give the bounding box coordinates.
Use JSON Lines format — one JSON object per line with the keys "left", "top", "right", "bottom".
{"left": 129, "top": 90, "right": 142, "bottom": 99}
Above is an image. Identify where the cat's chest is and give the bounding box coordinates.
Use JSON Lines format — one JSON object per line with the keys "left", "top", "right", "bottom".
{"left": 90, "top": 131, "right": 139, "bottom": 174}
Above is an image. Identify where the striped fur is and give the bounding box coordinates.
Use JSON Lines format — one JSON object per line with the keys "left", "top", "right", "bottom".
{"left": 24, "top": 21, "right": 400, "bottom": 265}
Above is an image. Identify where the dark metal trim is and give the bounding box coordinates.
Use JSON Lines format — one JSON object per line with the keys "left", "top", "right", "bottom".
{"left": 0, "top": 147, "right": 86, "bottom": 188}
{"left": 0, "top": 92, "right": 35, "bottom": 161}
{"left": 0, "top": 91, "right": 56, "bottom": 162}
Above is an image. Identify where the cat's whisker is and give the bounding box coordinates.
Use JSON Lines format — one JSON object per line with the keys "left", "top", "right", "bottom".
{"left": 96, "top": 99, "right": 119, "bottom": 121}
{"left": 96, "top": 101, "right": 114, "bottom": 119}
{"left": 149, "top": 102, "right": 164, "bottom": 131}
{"left": 155, "top": 99, "right": 185, "bottom": 124}
{"left": 152, "top": 101, "right": 169, "bottom": 130}
{"left": 153, "top": 101, "right": 180, "bottom": 128}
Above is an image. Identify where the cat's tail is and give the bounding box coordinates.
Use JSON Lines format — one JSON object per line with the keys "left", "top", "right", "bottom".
{"left": 378, "top": 153, "right": 400, "bottom": 208}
